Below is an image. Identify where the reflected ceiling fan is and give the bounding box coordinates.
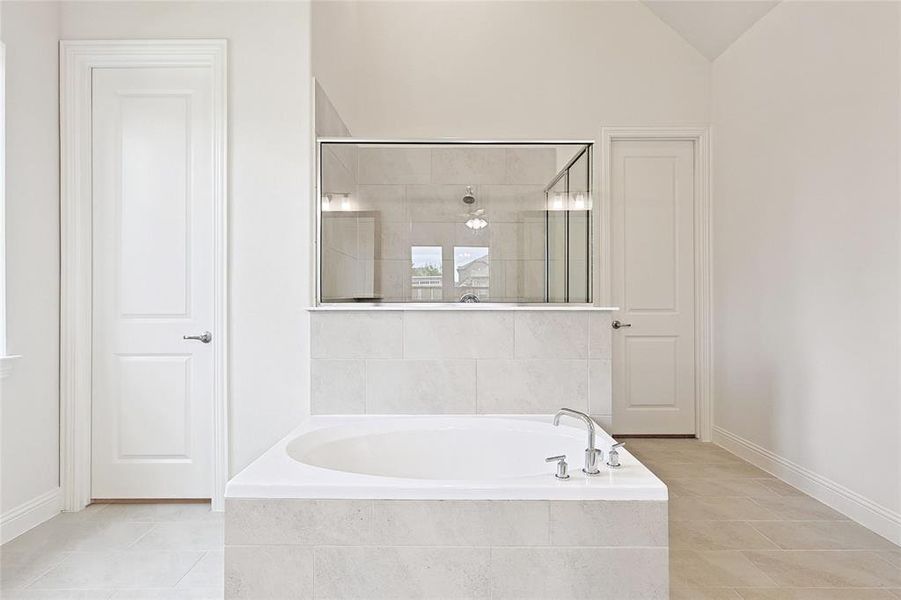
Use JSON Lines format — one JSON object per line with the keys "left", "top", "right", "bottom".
{"left": 458, "top": 186, "right": 488, "bottom": 230}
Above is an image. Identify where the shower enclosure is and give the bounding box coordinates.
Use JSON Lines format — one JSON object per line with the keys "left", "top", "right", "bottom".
{"left": 317, "top": 140, "right": 593, "bottom": 304}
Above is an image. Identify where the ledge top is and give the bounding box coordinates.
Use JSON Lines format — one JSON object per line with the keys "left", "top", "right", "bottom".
{"left": 308, "top": 304, "right": 619, "bottom": 312}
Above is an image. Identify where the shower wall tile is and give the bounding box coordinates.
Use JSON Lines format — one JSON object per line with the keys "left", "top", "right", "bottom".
{"left": 365, "top": 359, "right": 477, "bottom": 414}
{"left": 476, "top": 359, "right": 589, "bottom": 414}
{"left": 311, "top": 359, "right": 365, "bottom": 414}
{"left": 589, "top": 359, "right": 613, "bottom": 416}
{"left": 375, "top": 259, "right": 411, "bottom": 301}
{"left": 406, "top": 184, "right": 480, "bottom": 223}
{"left": 410, "top": 221, "right": 455, "bottom": 246}
{"left": 514, "top": 312, "right": 589, "bottom": 359}
{"left": 378, "top": 221, "right": 411, "bottom": 260}
{"left": 505, "top": 147, "right": 557, "bottom": 184}
{"left": 430, "top": 147, "right": 506, "bottom": 184}
{"left": 355, "top": 185, "right": 407, "bottom": 222}
{"left": 322, "top": 146, "right": 356, "bottom": 195}
{"left": 482, "top": 185, "right": 547, "bottom": 222}
{"left": 311, "top": 312, "right": 403, "bottom": 359}
{"left": 403, "top": 311, "right": 514, "bottom": 358}
{"left": 520, "top": 259, "right": 548, "bottom": 301}
{"left": 358, "top": 147, "right": 431, "bottom": 184}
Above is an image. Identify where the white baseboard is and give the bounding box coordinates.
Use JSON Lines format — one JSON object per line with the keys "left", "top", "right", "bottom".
{"left": 713, "top": 426, "right": 901, "bottom": 546}
{"left": 0, "top": 487, "right": 60, "bottom": 544}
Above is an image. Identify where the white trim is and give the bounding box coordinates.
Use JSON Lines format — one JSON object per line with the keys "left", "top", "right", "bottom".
{"left": 0, "top": 488, "right": 60, "bottom": 544}
{"left": 599, "top": 126, "right": 713, "bottom": 441}
{"left": 59, "top": 40, "right": 229, "bottom": 512}
{"left": 0, "top": 41, "right": 11, "bottom": 377}
{"left": 714, "top": 426, "right": 901, "bottom": 546}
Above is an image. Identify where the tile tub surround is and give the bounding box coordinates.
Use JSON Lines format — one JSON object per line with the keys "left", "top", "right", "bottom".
{"left": 223, "top": 415, "right": 667, "bottom": 597}
{"left": 224, "top": 498, "right": 669, "bottom": 599}
{"left": 310, "top": 309, "right": 613, "bottom": 423}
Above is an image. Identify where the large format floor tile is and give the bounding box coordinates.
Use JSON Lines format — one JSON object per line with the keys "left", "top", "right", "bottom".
{"left": 2, "top": 440, "right": 899, "bottom": 599}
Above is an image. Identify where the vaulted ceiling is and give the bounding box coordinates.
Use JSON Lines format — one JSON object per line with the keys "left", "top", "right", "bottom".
{"left": 642, "top": 1, "right": 780, "bottom": 60}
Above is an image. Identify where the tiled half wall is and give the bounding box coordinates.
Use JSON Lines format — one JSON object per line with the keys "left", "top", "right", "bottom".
{"left": 225, "top": 498, "right": 668, "bottom": 599}
{"left": 310, "top": 310, "right": 613, "bottom": 427}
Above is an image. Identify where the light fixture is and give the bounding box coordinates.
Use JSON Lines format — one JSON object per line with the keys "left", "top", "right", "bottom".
{"left": 572, "top": 192, "right": 587, "bottom": 210}
{"left": 323, "top": 193, "right": 352, "bottom": 211}
{"left": 465, "top": 217, "right": 488, "bottom": 230}
{"left": 551, "top": 192, "right": 566, "bottom": 211}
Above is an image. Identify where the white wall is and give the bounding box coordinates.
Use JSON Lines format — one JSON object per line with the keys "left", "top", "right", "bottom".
{"left": 313, "top": 1, "right": 710, "bottom": 139}
{"left": 0, "top": 1, "right": 62, "bottom": 520}
{"left": 1, "top": 2, "right": 313, "bottom": 529}
{"left": 57, "top": 1, "right": 314, "bottom": 476}
{"left": 711, "top": 1, "right": 901, "bottom": 540}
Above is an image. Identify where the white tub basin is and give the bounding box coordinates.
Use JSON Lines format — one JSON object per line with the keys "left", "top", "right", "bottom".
{"left": 288, "top": 417, "right": 595, "bottom": 480}
{"left": 226, "top": 415, "right": 667, "bottom": 501}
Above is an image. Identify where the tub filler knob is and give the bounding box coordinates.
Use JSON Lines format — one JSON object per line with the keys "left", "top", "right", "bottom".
{"left": 546, "top": 455, "right": 570, "bottom": 480}
{"left": 606, "top": 442, "right": 625, "bottom": 468}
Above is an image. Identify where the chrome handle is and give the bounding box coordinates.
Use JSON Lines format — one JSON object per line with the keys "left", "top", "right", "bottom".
{"left": 611, "top": 320, "right": 632, "bottom": 329}
{"left": 607, "top": 442, "right": 624, "bottom": 468}
{"left": 545, "top": 455, "right": 570, "bottom": 480}
{"left": 183, "top": 331, "right": 212, "bottom": 344}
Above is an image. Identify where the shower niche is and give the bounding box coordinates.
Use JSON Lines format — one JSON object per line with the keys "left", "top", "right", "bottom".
{"left": 317, "top": 141, "right": 592, "bottom": 304}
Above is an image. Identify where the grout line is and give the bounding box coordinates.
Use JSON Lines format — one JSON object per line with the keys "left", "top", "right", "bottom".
{"left": 171, "top": 550, "right": 207, "bottom": 589}
{"left": 19, "top": 551, "right": 75, "bottom": 590}
{"left": 125, "top": 524, "right": 157, "bottom": 549}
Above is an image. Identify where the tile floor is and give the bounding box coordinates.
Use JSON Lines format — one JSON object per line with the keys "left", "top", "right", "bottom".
{"left": 1, "top": 440, "right": 898, "bottom": 599}
{"left": 627, "top": 438, "right": 901, "bottom": 600}
{"left": 0, "top": 503, "right": 223, "bottom": 599}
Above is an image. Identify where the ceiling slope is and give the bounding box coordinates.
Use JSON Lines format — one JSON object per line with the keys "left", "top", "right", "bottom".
{"left": 642, "top": 1, "right": 780, "bottom": 61}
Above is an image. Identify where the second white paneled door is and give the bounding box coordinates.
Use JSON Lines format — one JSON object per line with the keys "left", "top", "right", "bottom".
{"left": 91, "top": 67, "right": 215, "bottom": 498}
{"left": 611, "top": 140, "right": 696, "bottom": 435}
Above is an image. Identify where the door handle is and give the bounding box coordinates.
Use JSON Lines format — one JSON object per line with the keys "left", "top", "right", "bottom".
{"left": 611, "top": 320, "right": 632, "bottom": 330}
{"left": 183, "top": 331, "right": 212, "bottom": 344}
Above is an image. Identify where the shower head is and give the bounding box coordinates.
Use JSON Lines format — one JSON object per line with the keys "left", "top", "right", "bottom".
{"left": 462, "top": 186, "right": 476, "bottom": 205}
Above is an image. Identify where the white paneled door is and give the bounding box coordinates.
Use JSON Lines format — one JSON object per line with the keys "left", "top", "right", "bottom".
{"left": 611, "top": 140, "right": 696, "bottom": 435}
{"left": 91, "top": 67, "right": 215, "bottom": 498}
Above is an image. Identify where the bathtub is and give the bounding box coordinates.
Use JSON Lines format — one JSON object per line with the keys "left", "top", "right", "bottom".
{"left": 225, "top": 415, "right": 669, "bottom": 599}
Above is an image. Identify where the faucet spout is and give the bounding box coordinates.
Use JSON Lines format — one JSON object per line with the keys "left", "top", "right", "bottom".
{"left": 553, "top": 408, "right": 601, "bottom": 475}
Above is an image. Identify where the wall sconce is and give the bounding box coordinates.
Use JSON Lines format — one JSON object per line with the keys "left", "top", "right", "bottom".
{"left": 322, "top": 193, "right": 352, "bottom": 211}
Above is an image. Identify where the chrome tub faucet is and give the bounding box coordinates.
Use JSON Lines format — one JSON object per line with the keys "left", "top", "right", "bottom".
{"left": 553, "top": 408, "right": 601, "bottom": 475}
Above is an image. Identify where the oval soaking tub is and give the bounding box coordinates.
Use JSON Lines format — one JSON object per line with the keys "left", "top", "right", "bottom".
{"left": 226, "top": 415, "right": 666, "bottom": 500}
{"left": 224, "top": 415, "right": 669, "bottom": 599}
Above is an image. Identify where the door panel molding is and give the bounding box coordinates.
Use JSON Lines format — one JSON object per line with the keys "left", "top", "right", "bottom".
{"left": 60, "top": 40, "right": 228, "bottom": 511}
{"left": 600, "top": 126, "right": 712, "bottom": 441}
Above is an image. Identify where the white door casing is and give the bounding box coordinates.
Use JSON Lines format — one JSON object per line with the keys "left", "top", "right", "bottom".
{"left": 60, "top": 41, "right": 227, "bottom": 510}
{"left": 91, "top": 67, "right": 214, "bottom": 498}
{"left": 610, "top": 139, "right": 697, "bottom": 435}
